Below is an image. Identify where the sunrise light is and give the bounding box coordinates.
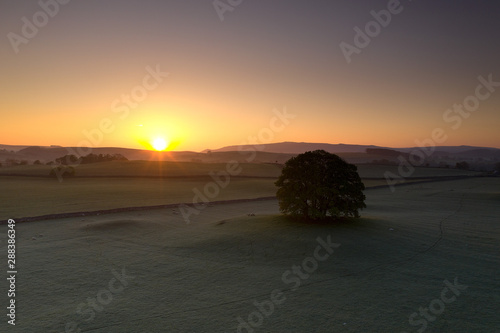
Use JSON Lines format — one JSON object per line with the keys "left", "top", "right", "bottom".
{"left": 152, "top": 137, "right": 168, "bottom": 151}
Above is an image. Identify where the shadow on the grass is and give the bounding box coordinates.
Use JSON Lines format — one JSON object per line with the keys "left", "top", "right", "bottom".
{"left": 272, "top": 214, "right": 378, "bottom": 229}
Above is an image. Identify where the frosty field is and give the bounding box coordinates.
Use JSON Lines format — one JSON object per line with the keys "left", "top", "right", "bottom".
{"left": 2, "top": 177, "right": 498, "bottom": 332}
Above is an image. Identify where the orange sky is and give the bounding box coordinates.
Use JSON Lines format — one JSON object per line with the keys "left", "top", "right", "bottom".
{"left": 1, "top": 1, "right": 499, "bottom": 151}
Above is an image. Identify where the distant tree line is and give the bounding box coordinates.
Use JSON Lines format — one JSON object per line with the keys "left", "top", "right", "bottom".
{"left": 55, "top": 153, "right": 128, "bottom": 165}
{"left": 369, "top": 158, "right": 398, "bottom": 166}
{"left": 2, "top": 159, "right": 29, "bottom": 166}
{"left": 49, "top": 166, "right": 75, "bottom": 178}
{"left": 366, "top": 148, "right": 403, "bottom": 157}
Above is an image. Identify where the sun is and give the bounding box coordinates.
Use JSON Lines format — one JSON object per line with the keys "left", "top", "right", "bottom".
{"left": 152, "top": 137, "right": 168, "bottom": 151}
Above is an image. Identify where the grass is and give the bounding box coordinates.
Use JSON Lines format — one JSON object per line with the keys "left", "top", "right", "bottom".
{"left": 0, "top": 162, "right": 481, "bottom": 218}
{"left": 0, "top": 160, "right": 283, "bottom": 178}
{"left": 0, "top": 176, "right": 278, "bottom": 218}
{"left": 0, "top": 160, "right": 482, "bottom": 178}
{"left": 356, "top": 164, "right": 482, "bottom": 178}
{"left": 0, "top": 161, "right": 282, "bottom": 218}
{"left": 0, "top": 177, "right": 452, "bottom": 219}
{"left": 5, "top": 177, "right": 499, "bottom": 332}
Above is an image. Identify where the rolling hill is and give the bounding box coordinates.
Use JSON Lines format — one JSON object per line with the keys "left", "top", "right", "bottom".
{"left": 1, "top": 142, "right": 499, "bottom": 170}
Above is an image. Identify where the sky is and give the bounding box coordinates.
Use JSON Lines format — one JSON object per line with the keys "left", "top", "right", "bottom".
{"left": 1, "top": 0, "right": 499, "bottom": 152}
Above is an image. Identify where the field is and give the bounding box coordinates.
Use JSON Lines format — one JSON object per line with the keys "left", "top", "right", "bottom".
{"left": 355, "top": 164, "right": 481, "bottom": 178}
{"left": 2, "top": 176, "right": 498, "bottom": 332}
{"left": 3, "top": 1, "right": 499, "bottom": 332}
{"left": 0, "top": 161, "right": 481, "bottom": 178}
{"left": 0, "top": 161, "right": 482, "bottom": 219}
{"left": 0, "top": 177, "right": 278, "bottom": 218}
{"left": 0, "top": 161, "right": 283, "bottom": 178}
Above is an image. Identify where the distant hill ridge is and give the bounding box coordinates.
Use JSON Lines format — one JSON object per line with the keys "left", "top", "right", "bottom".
{"left": 212, "top": 142, "right": 380, "bottom": 154}
{"left": 212, "top": 141, "right": 500, "bottom": 156}
{"left": 1, "top": 142, "right": 499, "bottom": 164}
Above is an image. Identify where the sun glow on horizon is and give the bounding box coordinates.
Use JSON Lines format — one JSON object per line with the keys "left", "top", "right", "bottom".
{"left": 152, "top": 137, "right": 168, "bottom": 151}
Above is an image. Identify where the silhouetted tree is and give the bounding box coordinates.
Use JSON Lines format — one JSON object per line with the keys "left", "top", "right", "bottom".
{"left": 33, "top": 160, "right": 42, "bottom": 165}
{"left": 49, "top": 166, "right": 75, "bottom": 178}
{"left": 275, "top": 150, "right": 366, "bottom": 220}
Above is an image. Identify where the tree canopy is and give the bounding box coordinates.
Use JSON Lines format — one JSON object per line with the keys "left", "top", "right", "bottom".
{"left": 275, "top": 150, "right": 366, "bottom": 220}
